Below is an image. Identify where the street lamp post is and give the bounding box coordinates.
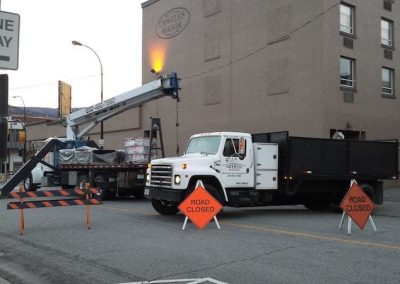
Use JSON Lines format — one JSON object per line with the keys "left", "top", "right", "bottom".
{"left": 72, "top": 40, "right": 104, "bottom": 148}
{"left": 13, "top": 95, "right": 26, "bottom": 163}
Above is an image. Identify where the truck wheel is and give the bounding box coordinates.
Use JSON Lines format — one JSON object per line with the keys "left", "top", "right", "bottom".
{"left": 94, "top": 175, "right": 109, "bottom": 201}
{"left": 204, "top": 183, "right": 224, "bottom": 206}
{"left": 24, "top": 173, "right": 37, "bottom": 191}
{"left": 151, "top": 199, "right": 179, "bottom": 215}
{"left": 360, "top": 184, "right": 376, "bottom": 203}
{"left": 78, "top": 175, "right": 89, "bottom": 188}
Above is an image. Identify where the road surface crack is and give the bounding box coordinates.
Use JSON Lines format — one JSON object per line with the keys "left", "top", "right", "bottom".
{"left": 150, "top": 246, "right": 294, "bottom": 281}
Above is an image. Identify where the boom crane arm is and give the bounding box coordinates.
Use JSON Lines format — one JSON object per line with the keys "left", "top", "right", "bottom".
{"left": 66, "top": 73, "right": 180, "bottom": 140}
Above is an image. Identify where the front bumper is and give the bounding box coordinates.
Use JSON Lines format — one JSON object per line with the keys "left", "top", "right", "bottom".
{"left": 144, "top": 186, "right": 184, "bottom": 202}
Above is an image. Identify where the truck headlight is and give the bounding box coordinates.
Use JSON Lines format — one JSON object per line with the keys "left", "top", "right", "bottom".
{"left": 146, "top": 173, "right": 151, "bottom": 183}
{"left": 174, "top": 175, "right": 181, "bottom": 185}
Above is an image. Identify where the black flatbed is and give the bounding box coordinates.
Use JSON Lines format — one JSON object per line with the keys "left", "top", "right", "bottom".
{"left": 252, "top": 131, "right": 399, "bottom": 181}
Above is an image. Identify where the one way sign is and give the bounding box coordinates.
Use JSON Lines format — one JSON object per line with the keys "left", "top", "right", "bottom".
{"left": 0, "top": 11, "right": 20, "bottom": 70}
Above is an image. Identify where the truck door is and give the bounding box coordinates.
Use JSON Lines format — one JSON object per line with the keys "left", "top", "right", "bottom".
{"left": 220, "top": 137, "right": 254, "bottom": 188}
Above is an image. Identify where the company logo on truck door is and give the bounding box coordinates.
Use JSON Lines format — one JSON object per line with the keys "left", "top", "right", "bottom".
{"left": 223, "top": 162, "right": 245, "bottom": 172}
{"left": 156, "top": 8, "right": 190, "bottom": 39}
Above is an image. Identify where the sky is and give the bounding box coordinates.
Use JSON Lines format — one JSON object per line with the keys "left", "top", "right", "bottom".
{"left": 2, "top": 0, "right": 146, "bottom": 109}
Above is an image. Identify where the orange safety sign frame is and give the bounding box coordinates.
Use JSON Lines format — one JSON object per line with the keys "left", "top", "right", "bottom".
{"left": 179, "top": 180, "right": 223, "bottom": 230}
{"left": 338, "top": 179, "right": 377, "bottom": 235}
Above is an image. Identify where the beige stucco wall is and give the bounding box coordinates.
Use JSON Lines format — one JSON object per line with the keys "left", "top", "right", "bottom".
{"left": 140, "top": 0, "right": 400, "bottom": 156}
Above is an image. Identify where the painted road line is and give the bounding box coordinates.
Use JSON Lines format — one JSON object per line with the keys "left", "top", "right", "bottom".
{"left": 222, "top": 221, "right": 400, "bottom": 250}
{"left": 100, "top": 205, "right": 159, "bottom": 216}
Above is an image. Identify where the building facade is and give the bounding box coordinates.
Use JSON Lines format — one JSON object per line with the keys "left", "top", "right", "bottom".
{"left": 138, "top": 0, "right": 400, "bottom": 155}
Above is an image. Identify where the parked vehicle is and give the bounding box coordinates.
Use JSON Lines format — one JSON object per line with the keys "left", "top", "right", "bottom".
{"left": 145, "top": 131, "right": 398, "bottom": 214}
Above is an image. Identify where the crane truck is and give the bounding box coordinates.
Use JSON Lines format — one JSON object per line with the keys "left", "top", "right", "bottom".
{"left": 0, "top": 73, "right": 180, "bottom": 199}
{"left": 144, "top": 131, "right": 398, "bottom": 214}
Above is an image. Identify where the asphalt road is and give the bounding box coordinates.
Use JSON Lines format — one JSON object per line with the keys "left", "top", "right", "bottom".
{"left": 0, "top": 187, "right": 400, "bottom": 284}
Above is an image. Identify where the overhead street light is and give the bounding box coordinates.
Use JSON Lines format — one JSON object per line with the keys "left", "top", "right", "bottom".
{"left": 72, "top": 40, "right": 104, "bottom": 148}
{"left": 12, "top": 95, "right": 26, "bottom": 163}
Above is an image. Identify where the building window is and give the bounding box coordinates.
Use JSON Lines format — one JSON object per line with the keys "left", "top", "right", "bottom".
{"left": 381, "top": 18, "right": 394, "bottom": 47}
{"left": 382, "top": 67, "right": 394, "bottom": 96}
{"left": 340, "top": 57, "right": 355, "bottom": 88}
{"left": 340, "top": 3, "right": 354, "bottom": 35}
{"left": 384, "top": 0, "right": 392, "bottom": 12}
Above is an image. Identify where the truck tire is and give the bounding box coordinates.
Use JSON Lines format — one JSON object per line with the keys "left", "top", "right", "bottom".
{"left": 360, "top": 184, "right": 376, "bottom": 204}
{"left": 24, "top": 173, "right": 37, "bottom": 191}
{"left": 151, "top": 199, "right": 179, "bottom": 215}
{"left": 94, "top": 175, "right": 109, "bottom": 201}
{"left": 204, "top": 183, "right": 224, "bottom": 206}
{"left": 78, "top": 175, "right": 89, "bottom": 188}
{"left": 185, "top": 181, "right": 224, "bottom": 206}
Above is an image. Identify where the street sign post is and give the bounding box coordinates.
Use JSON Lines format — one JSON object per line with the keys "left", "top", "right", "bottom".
{"left": 179, "top": 180, "right": 223, "bottom": 230}
{"left": 339, "top": 179, "right": 377, "bottom": 235}
{"left": 0, "top": 11, "right": 20, "bottom": 70}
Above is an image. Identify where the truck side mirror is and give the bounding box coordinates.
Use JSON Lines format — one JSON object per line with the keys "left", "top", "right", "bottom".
{"left": 239, "top": 137, "right": 246, "bottom": 155}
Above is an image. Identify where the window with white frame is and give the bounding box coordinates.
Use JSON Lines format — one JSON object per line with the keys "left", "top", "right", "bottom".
{"left": 382, "top": 67, "right": 394, "bottom": 96}
{"left": 340, "top": 57, "right": 355, "bottom": 88}
{"left": 381, "top": 18, "right": 394, "bottom": 47}
{"left": 340, "top": 3, "right": 354, "bottom": 34}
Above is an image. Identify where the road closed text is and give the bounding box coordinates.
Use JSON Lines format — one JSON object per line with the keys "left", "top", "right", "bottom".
{"left": 186, "top": 200, "right": 215, "bottom": 212}
{"left": 345, "top": 196, "right": 372, "bottom": 212}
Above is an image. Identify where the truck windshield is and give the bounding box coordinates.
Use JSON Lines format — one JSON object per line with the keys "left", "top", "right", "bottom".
{"left": 185, "top": 136, "right": 221, "bottom": 155}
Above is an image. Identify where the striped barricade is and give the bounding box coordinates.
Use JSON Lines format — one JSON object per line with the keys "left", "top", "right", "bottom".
{"left": 7, "top": 185, "right": 102, "bottom": 235}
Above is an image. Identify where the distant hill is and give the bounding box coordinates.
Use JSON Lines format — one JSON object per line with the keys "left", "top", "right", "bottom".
{"left": 8, "top": 106, "right": 81, "bottom": 117}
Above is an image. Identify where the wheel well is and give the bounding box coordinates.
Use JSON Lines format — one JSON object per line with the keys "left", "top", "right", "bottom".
{"left": 188, "top": 176, "right": 227, "bottom": 202}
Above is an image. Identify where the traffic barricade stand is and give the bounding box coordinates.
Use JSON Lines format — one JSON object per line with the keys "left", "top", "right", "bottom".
{"left": 338, "top": 179, "right": 377, "bottom": 235}
{"left": 7, "top": 184, "right": 102, "bottom": 235}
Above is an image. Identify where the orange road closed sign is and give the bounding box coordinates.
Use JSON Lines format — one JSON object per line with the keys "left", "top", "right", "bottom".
{"left": 178, "top": 184, "right": 223, "bottom": 229}
{"left": 340, "top": 183, "right": 375, "bottom": 229}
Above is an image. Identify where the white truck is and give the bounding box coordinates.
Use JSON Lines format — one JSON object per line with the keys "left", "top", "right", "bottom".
{"left": 144, "top": 131, "right": 399, "bottom": 214}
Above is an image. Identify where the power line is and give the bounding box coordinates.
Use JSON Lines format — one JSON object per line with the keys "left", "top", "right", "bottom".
{"left": 181, "top": 1, "right": 340, "bottom": 81}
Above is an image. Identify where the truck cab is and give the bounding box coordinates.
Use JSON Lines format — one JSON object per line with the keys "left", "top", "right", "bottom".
{"left": 145, "top": 132, "right": 279, "bottom": 214}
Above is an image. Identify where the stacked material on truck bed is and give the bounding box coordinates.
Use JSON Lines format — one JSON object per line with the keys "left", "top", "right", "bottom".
{"left": 59, "top": 146, "right": 98, "bottom": 164}
{"left": 124, "top": 137, "right": 156, "bottom": 162}
{"left": 75, "top": 146, "right": 94, "bottom": 163}
{"left": 93, "top": 150, "right": 117, "bottom": 163}
{"left": 59, "top": 149, "right": 76, "bottom": 164}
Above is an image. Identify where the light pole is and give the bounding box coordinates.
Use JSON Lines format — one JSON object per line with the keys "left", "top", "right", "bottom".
{"left": 13, "top": 95, "right": 26, "bottom": 162}
{"left": 72, "top": 40, "right": 104, "bottom": 148}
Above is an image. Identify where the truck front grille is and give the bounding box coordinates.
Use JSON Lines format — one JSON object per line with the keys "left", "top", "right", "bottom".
{"left": 151, "top": 164, "right": 173, "bottom": 187}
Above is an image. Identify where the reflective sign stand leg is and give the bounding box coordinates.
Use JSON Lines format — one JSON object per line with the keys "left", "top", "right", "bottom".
{"left": 369, "top": 215, "right": 377, "bottom": 232}
{"left": 338, "top": 212, "right": 352, "bottom": 235}
{"left": 347, "top": 215, "right": 352, "bottom": 235}
{"left": 338, "top": 212, "right": 346, "bottom": 230}
{"left": 213, "top": 216, "right": 221, "bottom": 230}
{"left": 182, "top": 216, "right": 189, "bottom": 231}
{"left": 181, "top": 216, "right": 221, "bottom": 231}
